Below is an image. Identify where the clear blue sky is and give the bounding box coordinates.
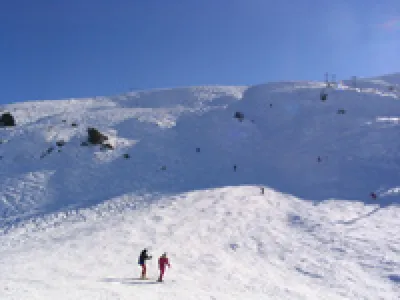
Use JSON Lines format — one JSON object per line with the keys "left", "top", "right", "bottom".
{"left": 1, "top": 0, "right": 400, "bottom": 103}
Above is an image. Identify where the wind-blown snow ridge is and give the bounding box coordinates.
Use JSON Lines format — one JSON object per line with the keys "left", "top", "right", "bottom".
{"left": 0, "top": 75, "right": 399, "bottom": 299}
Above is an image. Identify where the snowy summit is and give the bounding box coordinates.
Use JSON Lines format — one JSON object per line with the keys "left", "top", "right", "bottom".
{"left": 0, "top": 74, "right": 399, "bottom": 299}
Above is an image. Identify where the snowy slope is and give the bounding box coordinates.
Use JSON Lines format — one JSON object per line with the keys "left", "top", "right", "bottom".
{"left": 0, "top": 76, "right": 399, "bottom": 299}
{"left": 343, "top": 73, "right": 400, "bottom": 92}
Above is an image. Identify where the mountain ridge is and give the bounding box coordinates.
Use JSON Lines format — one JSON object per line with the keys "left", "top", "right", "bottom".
{"left": 0, "top": 74, "right": 399, "bottom": 299}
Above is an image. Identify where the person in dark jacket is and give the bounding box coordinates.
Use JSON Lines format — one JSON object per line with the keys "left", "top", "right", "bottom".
{"left": 138, "top": 248, "right": 152, "bottom": 279}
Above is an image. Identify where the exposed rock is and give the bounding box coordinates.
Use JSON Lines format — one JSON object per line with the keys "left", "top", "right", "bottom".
{"left": 0, "top": 112, "right": 16, "bottom": 127}
{"left": 234, "top": 111, "right": 244, "bottom": 121}
{"left": 87, "top": 127, "right": 108, "bottom": 145}
{"left": 56, "top": 140, "right": 65, "bottom": 147}
{"left": 100, "top": 143, "right": 114, "bottom": 150}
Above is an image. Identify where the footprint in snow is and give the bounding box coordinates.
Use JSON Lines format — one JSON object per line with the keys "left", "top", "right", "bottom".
{"left": 152, "top": 215, "right": 163, "bottom": 222}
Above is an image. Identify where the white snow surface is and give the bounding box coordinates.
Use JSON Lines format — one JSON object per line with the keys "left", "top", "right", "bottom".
{"left": 0, "top": 77, "right": 399, "bottom": 299}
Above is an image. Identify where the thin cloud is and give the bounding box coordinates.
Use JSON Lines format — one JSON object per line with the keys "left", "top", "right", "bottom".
{"left": 379, "top": 18, "right": 400, "bottom": 30}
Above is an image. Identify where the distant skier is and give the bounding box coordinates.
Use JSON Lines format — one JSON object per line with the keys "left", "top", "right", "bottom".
{"left": 261, "top": 187, "right": 265, "bottom": 195}
{"left": 370, "top": 192, "right": 377, "bottom": 200}
{"left": 138, "top": 248, "right": 152, "bottom": 279}
{"left": 157, "top": 252, "right": 171, "bottom": 282}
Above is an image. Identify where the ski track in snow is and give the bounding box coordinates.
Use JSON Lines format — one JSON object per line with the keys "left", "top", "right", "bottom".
{"left": 0, "top": 77, "right": 399, "bottom": 299}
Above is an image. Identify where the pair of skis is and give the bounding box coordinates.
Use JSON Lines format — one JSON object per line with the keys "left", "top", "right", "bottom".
{"left": 138, "top": 277, "right": 164, "bottom": 283}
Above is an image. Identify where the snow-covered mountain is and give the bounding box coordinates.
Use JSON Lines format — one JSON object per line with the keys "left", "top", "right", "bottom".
{"left": 0, "top": 75, "right": 399, "bottom": 299}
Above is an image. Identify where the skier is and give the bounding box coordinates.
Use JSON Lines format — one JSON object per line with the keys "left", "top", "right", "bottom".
{"left": 261, "top": 187, "right": 265, "bottom": 195}
{"left": 138, "top": 248, "right": 152, "bottom": 279}
{"left": 157, "top": 252, "right": 171, "bottom": 282}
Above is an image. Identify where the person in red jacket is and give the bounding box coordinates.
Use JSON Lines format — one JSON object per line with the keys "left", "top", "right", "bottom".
{"left": 157, "top": 253, "right": 171, "bottom": 282}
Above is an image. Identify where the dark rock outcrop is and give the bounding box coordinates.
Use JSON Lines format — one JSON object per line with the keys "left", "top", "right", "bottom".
{"left": 0, "top": 112, "right": 16, "bottom": 127}
{"left": 234, "top": 111, "right": 244, "bottom": 121}
{"left": 87, "top": 127, "right": 108, "bottom": 145}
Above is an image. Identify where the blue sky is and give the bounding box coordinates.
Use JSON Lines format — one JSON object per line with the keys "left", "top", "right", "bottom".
{"left": 1, "top": 0, "right": 400, "bottom": 103}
